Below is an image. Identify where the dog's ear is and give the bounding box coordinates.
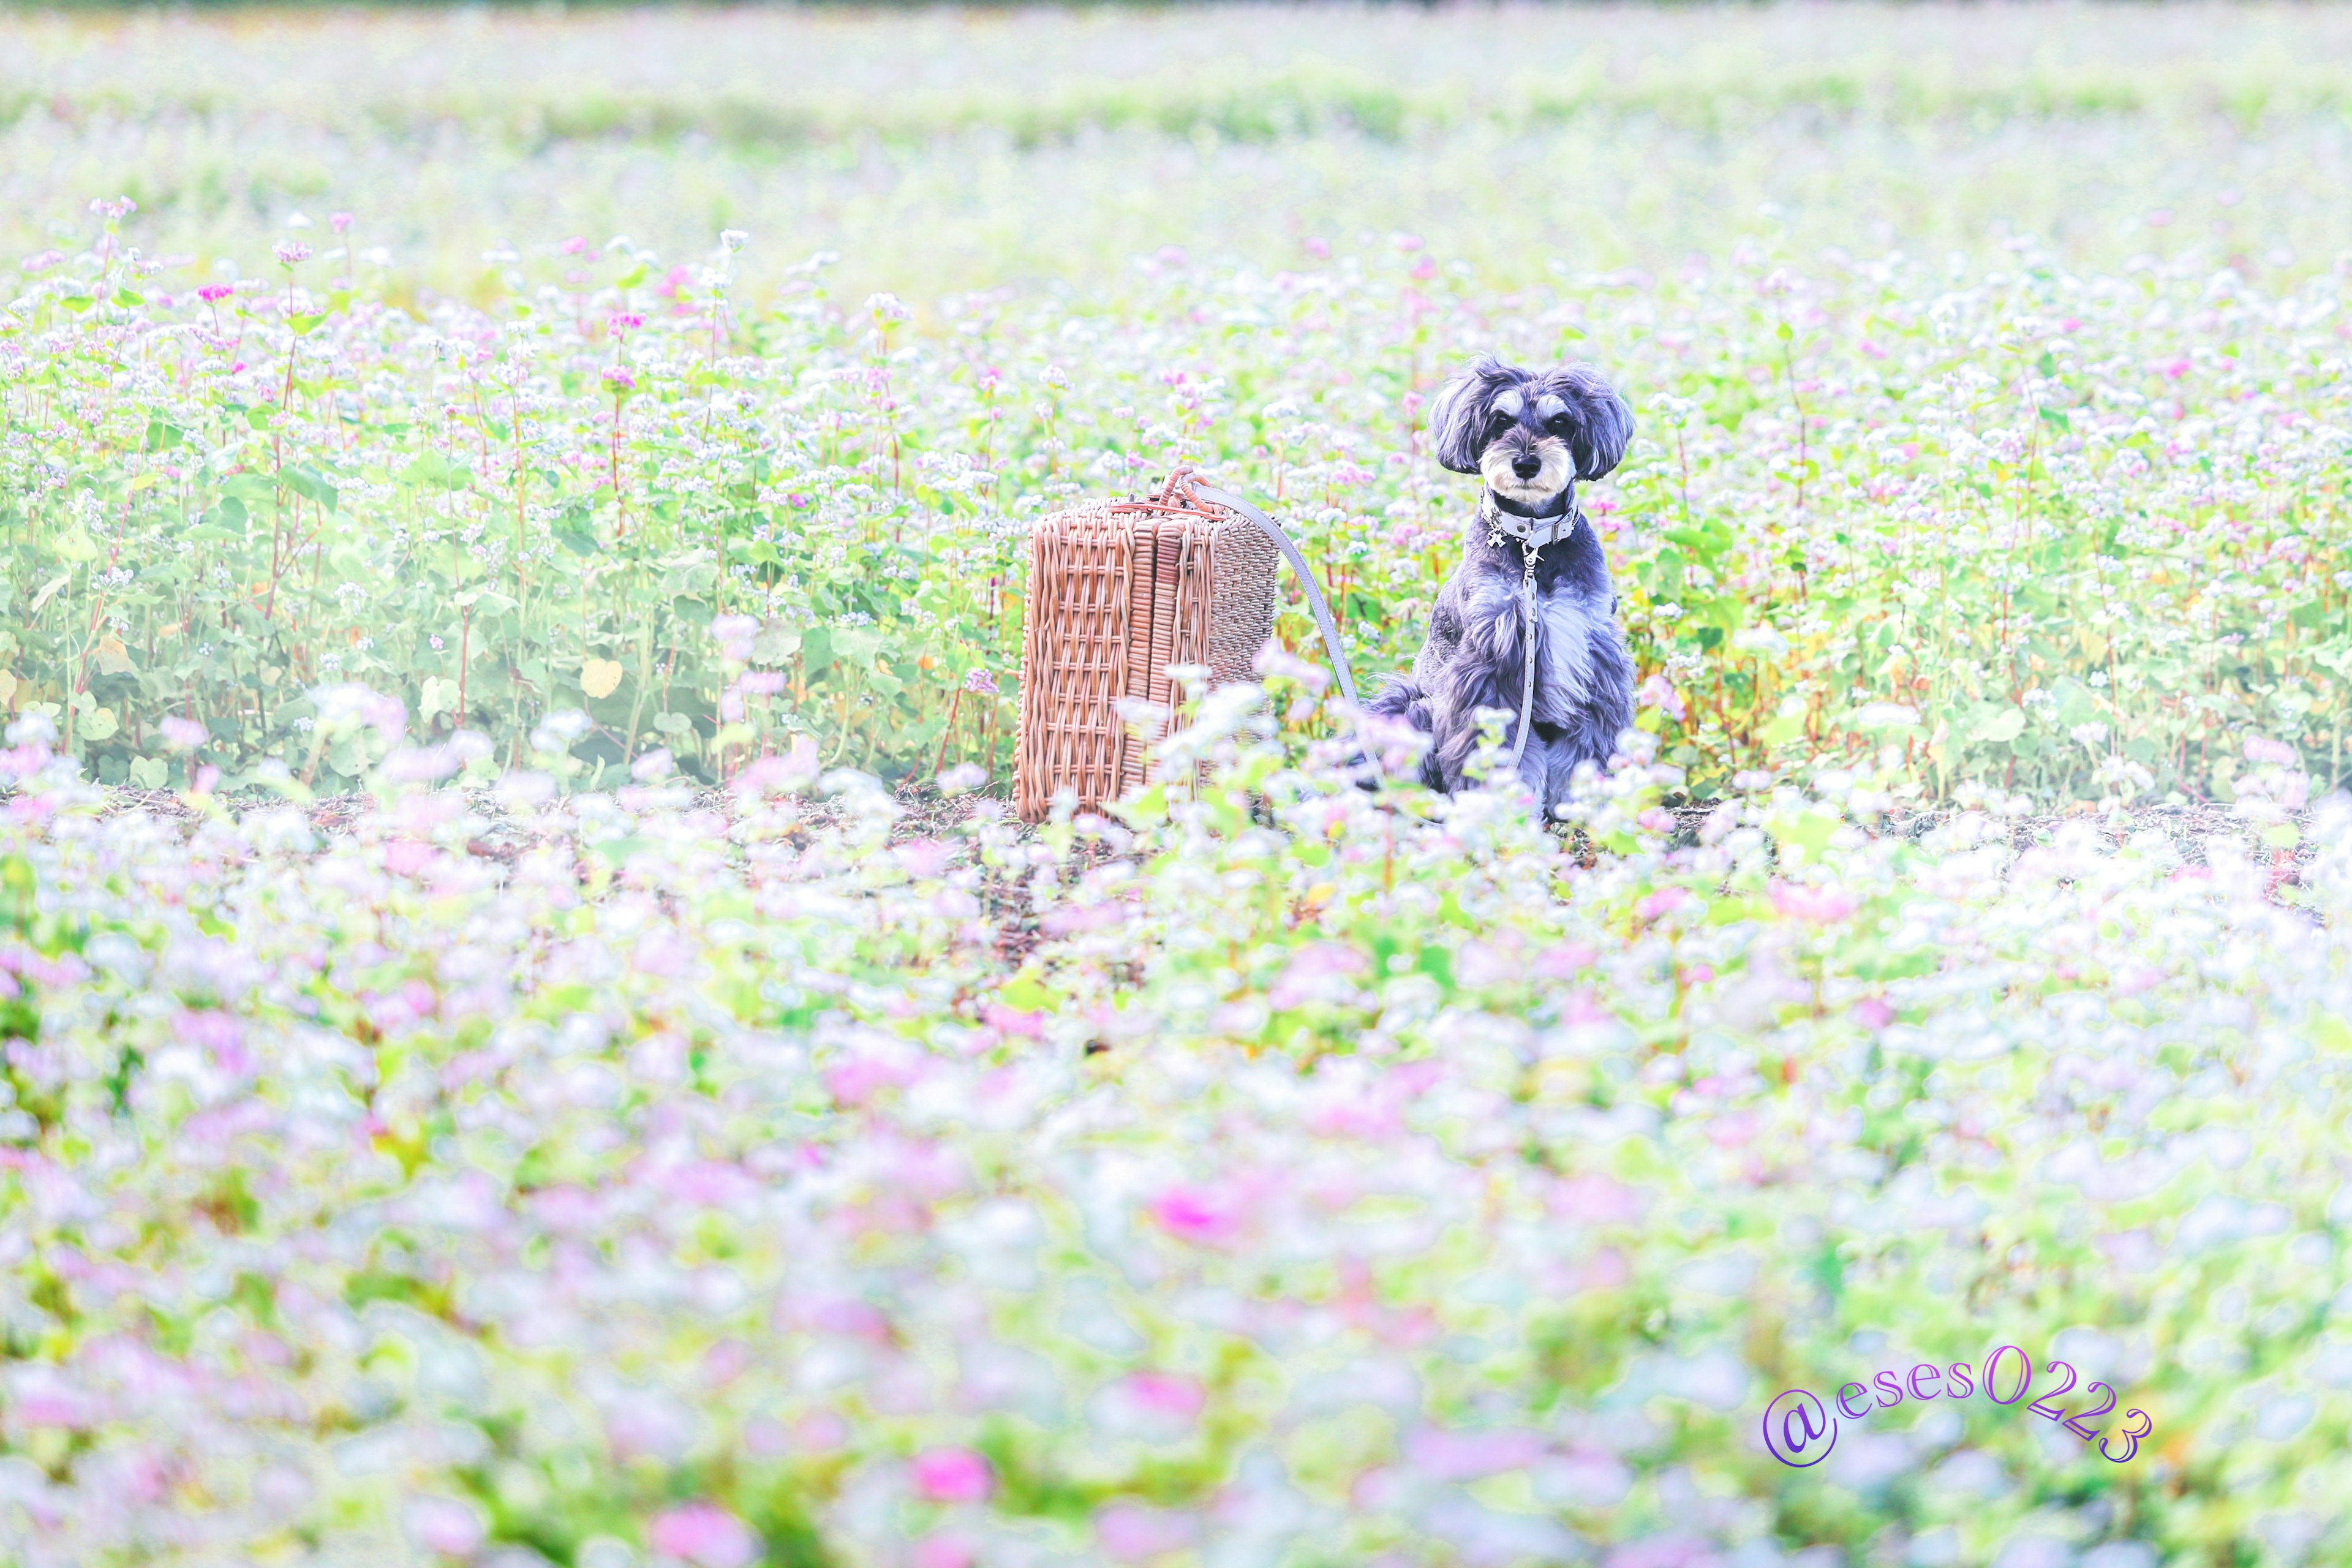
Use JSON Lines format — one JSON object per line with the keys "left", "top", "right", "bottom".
{"left": 1546, "top": 365, "right": 1635, "bottom": 481}
{"left": 1426, "top": 355, "right": 1513, "bottom": 475}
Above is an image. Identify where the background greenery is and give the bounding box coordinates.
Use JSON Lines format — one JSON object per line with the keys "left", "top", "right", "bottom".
{"left": 3, "top": 4, "right": 2348, "bottom": 800}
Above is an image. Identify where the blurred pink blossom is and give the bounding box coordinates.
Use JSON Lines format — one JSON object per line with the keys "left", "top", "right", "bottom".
{"left": 911, "top": 1446, "right": 992, "bottom": 1504}
{"left": 402, "top": 1496, "right": 486, "bottom": 1557}
{"left": 649, "top": 1502, "right": 760, "bottom": 1568}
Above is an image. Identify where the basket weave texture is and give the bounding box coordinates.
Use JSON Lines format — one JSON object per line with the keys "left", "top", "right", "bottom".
{"left": 1015, "top": 475, "right": 1278, "bottom": 823}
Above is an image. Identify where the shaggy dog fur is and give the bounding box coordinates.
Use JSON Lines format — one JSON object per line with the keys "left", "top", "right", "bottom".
{"left": 1367, "top": 356, "right": 1637, "bottom": 816}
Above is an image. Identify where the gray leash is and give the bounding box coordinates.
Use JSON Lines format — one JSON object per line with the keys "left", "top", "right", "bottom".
{"left": 1481, "top": 489, "right": 1577, "bottom": 776}
{"left": 1192, "top": 484, "right": 1359, "bottom": 709}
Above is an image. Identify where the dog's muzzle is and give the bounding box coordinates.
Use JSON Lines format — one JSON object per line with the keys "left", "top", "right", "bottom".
{"left": 1479, "top": 433, "right": 1574, "bottom": 506}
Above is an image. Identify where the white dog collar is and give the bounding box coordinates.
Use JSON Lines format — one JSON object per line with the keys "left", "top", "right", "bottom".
{"left": 1481, "top": 489, "right": 1579, "bottom": 550}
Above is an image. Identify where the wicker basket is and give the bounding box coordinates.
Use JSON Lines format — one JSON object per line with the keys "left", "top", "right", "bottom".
{"left": 1014, "top": 470, "right": 1286, "bottom": 822}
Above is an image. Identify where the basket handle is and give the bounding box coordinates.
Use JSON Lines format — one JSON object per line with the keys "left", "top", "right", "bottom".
{"left": 1188, "top": 483, "right": 1360, "bottom": 709}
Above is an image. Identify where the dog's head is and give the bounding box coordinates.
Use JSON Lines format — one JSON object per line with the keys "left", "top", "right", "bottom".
{"left": 1428, "top": 356, "right": 1634, "bottom": 508}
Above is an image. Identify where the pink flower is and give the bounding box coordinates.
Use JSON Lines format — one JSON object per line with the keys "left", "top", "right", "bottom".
{"left": 330, "top": 211, "right": 354, "bottom": 233}
{"left": 1267, "top": 941, "right": 1368, "bottom": 1009}
{"left": 963, "top": 668, "right": 998, "bottom": 695}
{"left": 1150, "top": 1185, "right": 1245, "bottom": 1247}
{"left": 2244, "top": 736, "right": 2298, "bottom": 766}
{"left": 1094, "top": 1370, "right": 1207, "bottom": 1436}
{"left": 609, "top": 313, "right": 645, "bottom": 336}
{"left": 1550, "top": 1175, "right": 1648, "bottom": 1226}
{"left": 1635, "top": 886, "right": 1691, "bottom": 922}
{"left": 1636, "top": 673, "right": 1686, "bottom": 720}
{"left": 402, "top": 1496, "right": 486, "bottom": 1557}
{"left": 160, "top": 716, "right": 208, "bottom": 751}
{"left": 1768, "top": 880, "right": 1859, "bottom": 924}
{"left": 1405, "top": 1425, "right": 1545, "bottom": 1481}
{"left": 274, "top": 240, "right": 311, "bottom": 266}
{"left": 1852, "top": 997, "right": 1896, "bottom": 1030}
{"left": 913, "top": 1536, "right": 979, "bottom": 1568}
{"left": 1095, "top": 1502, "right": 1199, "bottom": 1561}
{"left": 197, "top": 284, "right": 235, "bottom": 303}
{"left": 911, "top": 1446, "right": 993, "bottom": 1504}
{"left": 894, "top": 839, "right": 952, "bottom": 880}
{"left": 649, "top": 1502, "right": 760, "bottom": 1568}
{"left": 603, "top": 366, "right": 637, "bottom": 393}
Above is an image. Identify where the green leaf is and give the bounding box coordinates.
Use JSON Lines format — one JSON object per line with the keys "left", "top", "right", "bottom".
{"left": 752, "top": 623, "right": 802, "bottom": 663}
{"left": 1973, "top": 707, "right": 2026, "bottom": 744}
{"left": 281, "top": 465, "right": 338, "bottom": 511}
{"left": 2039, "top": 407, "right": 2070, "bottom": 431}
{"left": 997, "top": 973, "right": 1060, "bottom": 1013}
{"left": 400, "top": 451, "right": 455, "bottom": 488}
{"left": 553, "top": 505, "right": 599, "bottom": 556}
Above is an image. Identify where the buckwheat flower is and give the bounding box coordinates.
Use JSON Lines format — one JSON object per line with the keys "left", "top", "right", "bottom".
{"left": 603, "top": 366, "right": 636, "bottom": 393}
{"left": 2244, "top": 736, "right": 2298, "bottom": 766}
{"left": 911, "top": 1447, "right": 992, "bottom": 1504}
{"left": 963, "top": 668, "right": 998, "bottom": 695}
{"left": 274, "top": 241, "right": 311, "bottom": 267}
{"left": 1096, "top": 1503, "right": 1200, "bottom": 1562}
{"left": 608, "top": 314, "right": 643, "bottom": 336}
{"left": 429, "top": 635, "right": 444, "bottom": 650}
{"left": 159, "top": 717, "right": 206, "bottom": 752}
{"left": 1151, "top": 1184, "right": 1247, "bottom": 1246}
{"left": 402, "top": 1496, "right": 485, "bottom": 1557}
{"left": 196, "top": 284, "right": 234, "bottom": 303}
{"left": 1768, "top": 880, "right": 1859, "bottom": 924}
{"left": 647, "top": 1504, "right": 759, "bottom": 1568}
{"left": 718, "top": 229, "right": 749, "bottom": 252}
{"left": 865, "top": 292, "right": 912, "bottom": 323}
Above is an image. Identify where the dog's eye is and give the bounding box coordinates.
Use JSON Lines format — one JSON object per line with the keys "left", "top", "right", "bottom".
{"left": 1545, "top": 414, "right": 1575, "bottom": 435}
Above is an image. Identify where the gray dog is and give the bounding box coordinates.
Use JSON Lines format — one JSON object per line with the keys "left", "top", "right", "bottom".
{"left": 1367, "top": 355, "right": 1637, "bottom": 815}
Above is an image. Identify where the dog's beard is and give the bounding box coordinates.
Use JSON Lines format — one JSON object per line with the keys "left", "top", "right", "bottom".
{"left": 1478, "top": 436, "right": 1574, "bottom": 507}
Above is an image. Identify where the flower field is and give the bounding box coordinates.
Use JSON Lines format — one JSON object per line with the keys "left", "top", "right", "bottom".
{"left": 2, "top": 6, "right": 2351, "bottom": 1566}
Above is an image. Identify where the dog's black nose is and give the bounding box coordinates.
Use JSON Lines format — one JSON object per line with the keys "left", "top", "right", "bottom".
{"left": 1512, "top": 454, "right": 1542, "bottom": 480}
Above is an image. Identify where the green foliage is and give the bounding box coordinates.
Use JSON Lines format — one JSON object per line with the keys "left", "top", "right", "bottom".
{"left": 2, "top": 194, "right": 2346, "bottom": 802}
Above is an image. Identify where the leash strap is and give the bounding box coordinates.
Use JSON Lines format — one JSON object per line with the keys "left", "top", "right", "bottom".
{"left": 1484, "top": 488, "right": 1577, "bottom": 780}
{"left": 1190, "top": 483, "right": 1359, "bottom": 709}
{"left": 1507, "top": 537, "right": 1538, "bottom": 774}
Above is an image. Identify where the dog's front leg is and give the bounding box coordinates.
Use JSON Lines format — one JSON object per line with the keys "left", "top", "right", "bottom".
{"left": 1429, "top": 584, "right": 1531, "bottom": 794}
